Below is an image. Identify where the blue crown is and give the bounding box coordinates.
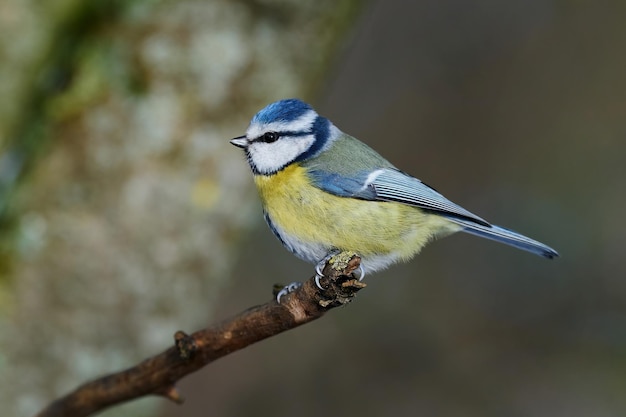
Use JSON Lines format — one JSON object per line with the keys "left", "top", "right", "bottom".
{"left": 252, "top": 99, "right": 314, "bottom": 125}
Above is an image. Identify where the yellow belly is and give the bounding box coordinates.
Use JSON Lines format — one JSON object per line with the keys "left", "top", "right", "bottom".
{"left": 254, "top": 164, "right": 460, "bottom": 268}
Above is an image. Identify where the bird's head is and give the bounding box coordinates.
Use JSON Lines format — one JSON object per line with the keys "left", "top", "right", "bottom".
{"left": 231, "top": 99, "right": 338, "bottom": 175}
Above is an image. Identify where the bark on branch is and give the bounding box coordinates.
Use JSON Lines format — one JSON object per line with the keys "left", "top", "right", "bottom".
{"left": 35, "top": 253, "right": 365, "bottom": 417}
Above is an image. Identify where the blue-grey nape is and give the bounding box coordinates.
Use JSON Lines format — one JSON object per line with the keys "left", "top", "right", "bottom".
{"left": 252, "top": 99, "right": 313, "bottom": 124}
{"left": 294, "top": 116, "right": 331, "bottom": 163}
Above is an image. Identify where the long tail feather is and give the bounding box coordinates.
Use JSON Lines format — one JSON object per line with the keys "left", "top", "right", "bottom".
{"left": 449, "top": 218, "right": 559, "bottom": 259}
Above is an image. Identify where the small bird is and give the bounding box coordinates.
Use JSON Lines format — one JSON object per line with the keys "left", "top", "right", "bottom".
{"left": 231, "top": 99, "right": 558, "bottom": 295}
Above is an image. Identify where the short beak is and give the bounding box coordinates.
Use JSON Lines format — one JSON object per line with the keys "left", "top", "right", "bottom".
{"left": 230, "top": 135, "right": 248, "bottom": 148}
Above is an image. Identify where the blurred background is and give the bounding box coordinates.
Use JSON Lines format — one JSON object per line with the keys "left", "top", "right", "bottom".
{"left": 1, "top": 1, "right": 625, "bottom": 416}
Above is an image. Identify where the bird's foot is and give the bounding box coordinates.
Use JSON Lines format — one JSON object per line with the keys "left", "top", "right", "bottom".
{"left": 275, "top": 282, "right": 302, "bottom": 303}
{"left": 355, "top": 264, "right": 366, "bottom": 281}
{"left": 314, "top": 250, "right": 340, "bottom": 289}
{"left": 315, "top": 250, "right": 364, "bottom": 289}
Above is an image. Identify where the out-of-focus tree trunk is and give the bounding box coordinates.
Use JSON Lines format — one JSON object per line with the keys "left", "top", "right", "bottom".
{"left": 0, "top": 1, "right": 362, "bottom": 416}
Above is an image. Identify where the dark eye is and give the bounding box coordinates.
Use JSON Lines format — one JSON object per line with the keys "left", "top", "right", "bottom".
{"left": 262, "top": 131, "right": 279, "bottom": 143}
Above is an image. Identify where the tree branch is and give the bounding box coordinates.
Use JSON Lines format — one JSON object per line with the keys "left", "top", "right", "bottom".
{"left": 35, "top": 253, "right": 365, "bottom": 417}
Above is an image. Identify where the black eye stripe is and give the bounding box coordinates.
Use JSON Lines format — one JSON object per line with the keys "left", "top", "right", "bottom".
{"left": 253, "top": 130, "right": 312, "bottom": 143}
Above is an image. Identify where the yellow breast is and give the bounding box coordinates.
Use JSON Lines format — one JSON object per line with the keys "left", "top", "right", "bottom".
{"left": 254, "top": 164, "right": 460, "bottom": 268}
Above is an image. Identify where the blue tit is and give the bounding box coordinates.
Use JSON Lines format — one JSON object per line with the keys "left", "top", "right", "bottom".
{"left": 230, "top": 99, "right": 558, "bottom": 283}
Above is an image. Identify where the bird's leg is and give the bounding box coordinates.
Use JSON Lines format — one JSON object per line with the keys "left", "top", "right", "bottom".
{"left": 277, "top": 251, "right": 363, "bottom": 302}
{"left": 276, "top": 249, "right": 340, "bottom": 302}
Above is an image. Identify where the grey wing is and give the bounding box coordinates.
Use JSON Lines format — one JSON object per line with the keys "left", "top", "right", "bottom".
{"left": 309, "top": 168, "right": 490, "bottom": 226}
{"left": 370, "top": 169, "right": 490, "bottom": 225}
{"left": 308, "top": 167, "right": 559, "bottom": 258}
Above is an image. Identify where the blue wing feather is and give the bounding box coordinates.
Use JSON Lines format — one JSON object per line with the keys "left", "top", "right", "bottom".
{"left": 308, "top": 167, "right": 558, "bottom": 259}
{"left": 448, "top": 219, "right": 559, "bottom": 259}
{"left": 309, "top": 168, "right": 488, "bottom": 226}
{"left": 371, "top": 169, "right": 489, "bottom": 226}
{"left": 307, "top": 171, "right": 377, "bottom": 199}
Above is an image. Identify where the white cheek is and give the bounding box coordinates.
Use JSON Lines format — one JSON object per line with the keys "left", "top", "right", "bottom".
{"left": 249, "top": 135, "right": 315, "bottom": 174}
